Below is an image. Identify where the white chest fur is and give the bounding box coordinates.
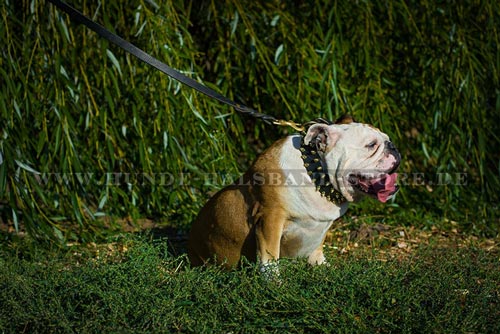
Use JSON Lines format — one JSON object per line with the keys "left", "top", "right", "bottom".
{"left": 278, "top": 136, "right": 349, "bottom": 258}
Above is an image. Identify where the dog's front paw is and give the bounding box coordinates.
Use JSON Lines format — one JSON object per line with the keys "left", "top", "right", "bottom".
{"left": 308, "top": 249, "right": 327, "bottom": 266}
{"left": 259, "top": 261, "right": 281, "bottom": 283}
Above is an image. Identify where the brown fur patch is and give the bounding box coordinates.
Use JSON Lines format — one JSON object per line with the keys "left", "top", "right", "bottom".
{"left": 188, "top": 138, "right": 289, "bottom": 267}
{"left": 335, "top": 114, "right": 356, "bottom": 124}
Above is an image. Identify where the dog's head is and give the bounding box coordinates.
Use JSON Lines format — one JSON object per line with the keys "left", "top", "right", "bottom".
{"left": 304, "top": 116, "right": 400, "bottom": 203}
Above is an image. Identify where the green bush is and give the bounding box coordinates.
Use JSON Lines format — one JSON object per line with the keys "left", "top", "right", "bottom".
{"left": 0, "top": 0, "right": 498, "bottom": 241}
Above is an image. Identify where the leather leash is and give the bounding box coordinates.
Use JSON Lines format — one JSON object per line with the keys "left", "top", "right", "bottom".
{"left": 47, "top": 0, "right": 306, "bottom": 132}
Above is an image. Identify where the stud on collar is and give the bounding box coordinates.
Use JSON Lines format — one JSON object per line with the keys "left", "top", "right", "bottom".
{"left": 299, "top": 137, "right": 346, "bottom": 204}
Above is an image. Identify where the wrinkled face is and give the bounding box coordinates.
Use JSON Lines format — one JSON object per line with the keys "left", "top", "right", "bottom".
{"left": 304, "top": 122, "right": 401, "bottom": 202}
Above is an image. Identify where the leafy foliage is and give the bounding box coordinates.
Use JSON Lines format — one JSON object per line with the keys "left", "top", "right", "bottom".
{"left": 0, "top": 0, "right": 498, "bottom": 241}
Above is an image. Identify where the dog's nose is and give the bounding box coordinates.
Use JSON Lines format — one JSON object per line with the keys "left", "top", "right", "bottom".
{"left": 385, "top": 141, "right": 396, "bottom": 151}
{"left": 385, "top": 141, "right": 401, "bottom": 173}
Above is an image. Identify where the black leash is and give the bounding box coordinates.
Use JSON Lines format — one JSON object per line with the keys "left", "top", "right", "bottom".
{"left": 47, "top": 0, "right": 305, "bottom": 132}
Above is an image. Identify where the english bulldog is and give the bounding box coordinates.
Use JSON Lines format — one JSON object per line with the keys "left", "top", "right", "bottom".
{"left": 188, "top": 115, "right": 400, "bottom": 272}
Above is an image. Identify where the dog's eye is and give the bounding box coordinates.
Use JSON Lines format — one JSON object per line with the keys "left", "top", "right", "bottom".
{"left": 365, "top": 141, "right": 377, "bottom": 149}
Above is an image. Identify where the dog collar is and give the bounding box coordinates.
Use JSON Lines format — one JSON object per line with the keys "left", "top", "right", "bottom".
{"left": 299, "top": 138, "right": 346, "bottom": 204}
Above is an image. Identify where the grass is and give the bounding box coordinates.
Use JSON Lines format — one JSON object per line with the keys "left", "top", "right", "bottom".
{"left": 0, "top": 232, "right": 499, "bottom": 333}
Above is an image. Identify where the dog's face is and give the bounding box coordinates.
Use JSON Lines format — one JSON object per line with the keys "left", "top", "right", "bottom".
{"left": 304, "top": 121, "right": 401, "bottom": 203}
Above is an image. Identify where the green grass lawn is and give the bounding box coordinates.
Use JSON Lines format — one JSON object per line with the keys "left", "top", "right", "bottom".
{"left": 1, "top": 227, "right": 498, "bottom": 333}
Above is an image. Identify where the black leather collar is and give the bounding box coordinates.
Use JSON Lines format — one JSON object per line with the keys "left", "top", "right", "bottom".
{"left": 299, "top": 138, "right": 346, "bottom": 204}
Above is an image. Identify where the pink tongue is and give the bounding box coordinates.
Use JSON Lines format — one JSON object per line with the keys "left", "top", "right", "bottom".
{"left": 372, "top": 173, "right": 398, "bottom": 203}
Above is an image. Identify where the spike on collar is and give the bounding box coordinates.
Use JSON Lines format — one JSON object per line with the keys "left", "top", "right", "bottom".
{"left": 299, "top": 137, "right": 346, "bottom": 204}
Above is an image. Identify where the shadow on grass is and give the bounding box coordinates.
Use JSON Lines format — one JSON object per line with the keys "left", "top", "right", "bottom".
{"left": 148, "top": 225, "right": 189, "bottom": 257}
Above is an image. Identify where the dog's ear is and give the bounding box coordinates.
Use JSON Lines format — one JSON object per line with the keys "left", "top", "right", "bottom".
{"left": 304, "top": 124, "right": 340, "bottom": 153}
{"left": 334, "top": 114, "right": 356, "bottom": 124}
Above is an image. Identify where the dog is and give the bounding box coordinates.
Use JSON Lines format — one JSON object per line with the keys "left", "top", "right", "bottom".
{"left": 188, "top": 115, "right": 400, "bottom": 272}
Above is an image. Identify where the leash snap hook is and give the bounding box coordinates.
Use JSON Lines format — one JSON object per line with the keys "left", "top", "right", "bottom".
{"left": 273, "top": 119, "right": 305, "bottom": 132}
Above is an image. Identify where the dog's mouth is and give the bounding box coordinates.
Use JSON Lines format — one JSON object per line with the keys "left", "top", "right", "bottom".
{"left": 348, "top": 173, "right": 399, "bottom": 203}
